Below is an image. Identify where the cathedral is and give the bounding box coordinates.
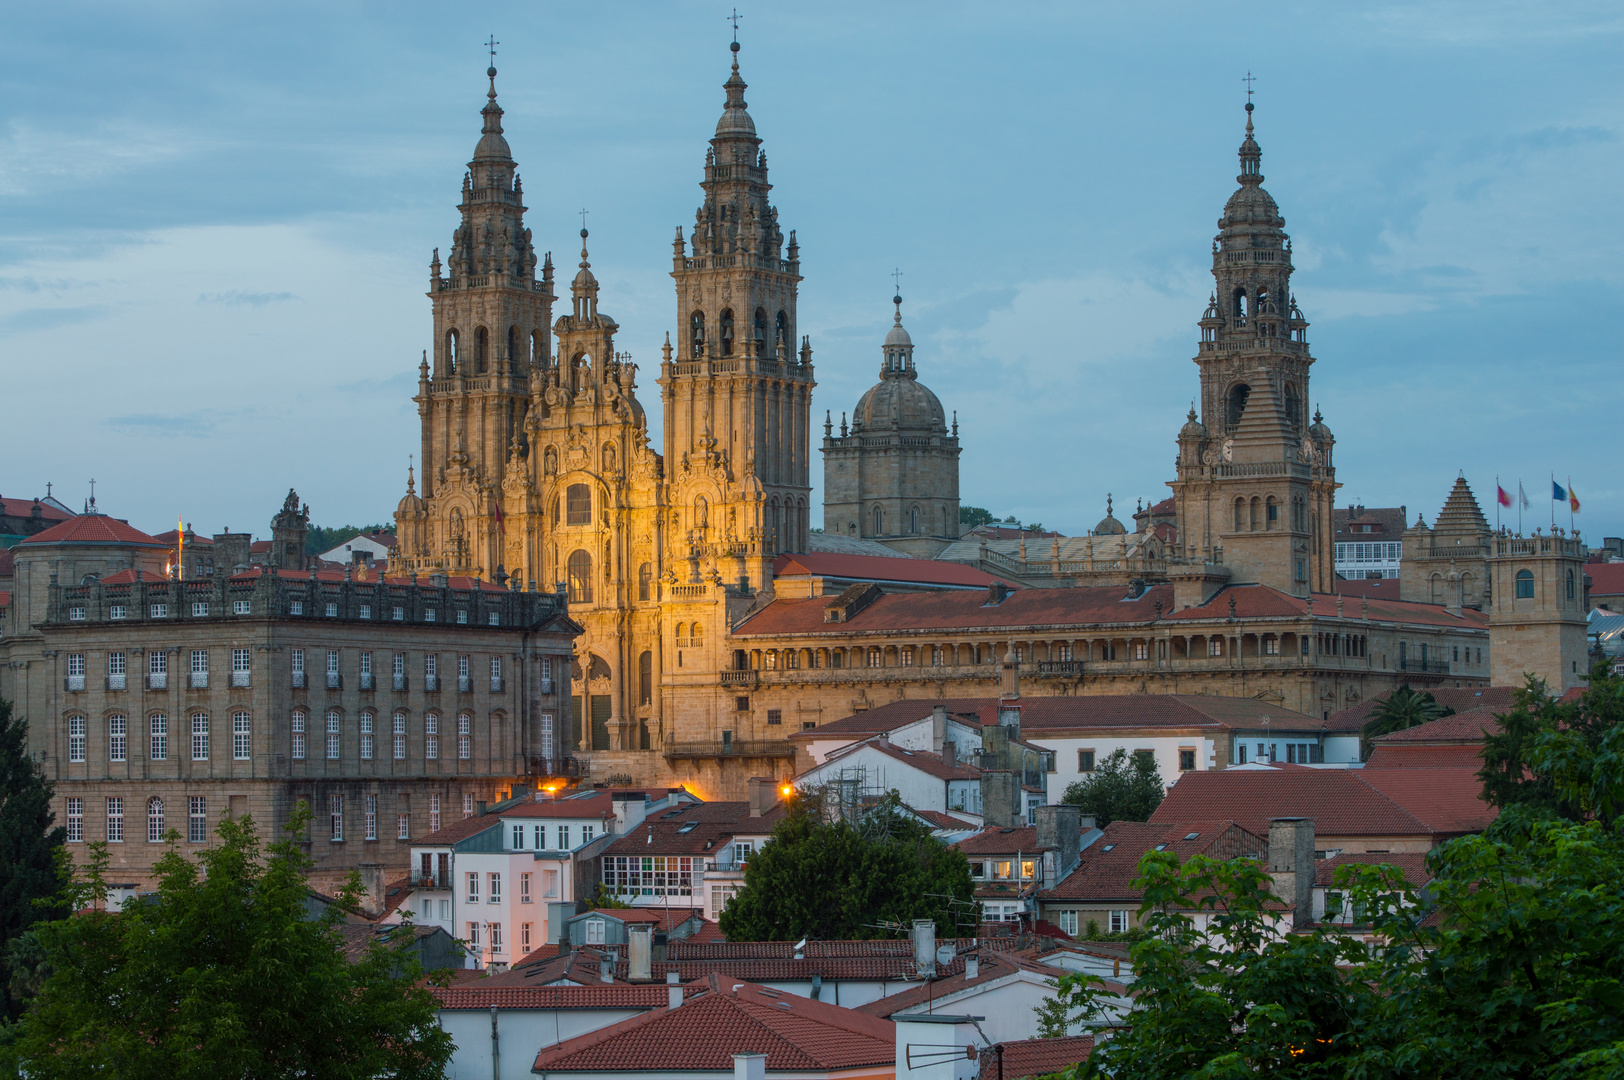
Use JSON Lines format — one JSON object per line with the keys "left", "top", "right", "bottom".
{"left": 392, "top": 48, "right": 1590, "bottom": 798}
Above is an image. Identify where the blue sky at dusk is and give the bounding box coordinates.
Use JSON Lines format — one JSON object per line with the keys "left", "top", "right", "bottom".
{"left": 1, "top": 2, "right": 1620, "bottom": 540}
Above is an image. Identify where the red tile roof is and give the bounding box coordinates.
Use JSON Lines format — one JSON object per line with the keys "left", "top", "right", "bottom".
{"left": 603, "top": 801, "right": 787, "bottom": 856}
{"left": 1331, "top": 577, "right": 1403, "bottom": 600}
{"left": 0, "top": 548, "right": 14, "bottom": 578}
{"left": 1149, "top": 766, "right": 1494, "bottom": 838}
{"left": 1586, "top": 562, "right": 1624, "bottom": 596}
{"left": 580, "top": 907, "right": 704, "bottom": 930}
{"left": 911, "top": 808, "right": 980, "bottom": 831}
{"left": 1162, "top": 586, "right": 1487, "bottom": 630}
{"left": 434, "top": 983, "right": 677, "bottom": 1011}
{"left": 1038, "top": 820, "right": 1264, "bottom": 902}
{"left": 410, "top": 813, "right": 502, "bottom": 846}
{"left": 1363, "top": 745, "right": 1485, "bottom": 768}
{"left": 858, "top": 739, "right": 981, "bottom": 780}
{"left": 686, "top": 918, "right": 727, "bottom": 943}
{"left": 18, "top": 515, "right": 166, "bottom": 548}
{"left": 499, "top": 792, "right": 618, "bottom": 819}
{"left": 957, "top": 825, "right": 1043, "bottom": 855}
{"left": 0, "top": 496, "right": 74, "bottom": 522}
{"left": 1324, "top": 686, "right": 1517, "bottom": 732}
{"left": 855, "top": 949, "right": 1068, "bottom": 1018}
{"left": 1314, "top": 851, "right": 1430, "bottom": 889}
{"left": 530, "top": 974, "right": 896, "bottom": 1074}
{"left": 981, "top": 1036, "right": 1095, "bottom": 1080}
{"left": 1374, "top": 705, "right": 1502, "bottom": 743}
{"left": 511, "top": 943, "right": 563, "bottom": 967}
{"left": 773, "top": 552, "right": 1004, "bottom": 589}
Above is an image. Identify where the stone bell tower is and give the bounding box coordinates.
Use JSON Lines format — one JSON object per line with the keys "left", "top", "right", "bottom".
{"left": 659, "top": 38, "right": 814, "bottom": 589}
{"left": 1168, "top": 101, "right": 1338, "bottom": 596}
{"left": 397, "top": 62, "right": 556, "bottom": 576}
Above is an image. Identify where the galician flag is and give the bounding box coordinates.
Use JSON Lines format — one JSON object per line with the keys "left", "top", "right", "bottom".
{"left": 1518, "top": 483, "right": 1530, "bottom": 510}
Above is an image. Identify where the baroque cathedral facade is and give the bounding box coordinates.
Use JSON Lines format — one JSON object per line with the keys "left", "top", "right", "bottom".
{"left": 392, "top": 51, "right": 1588, "bottom": 798}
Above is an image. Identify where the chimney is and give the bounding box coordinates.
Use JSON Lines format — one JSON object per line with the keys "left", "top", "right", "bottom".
{"left": 1035, "top": 805, "right": 1081, "bottom": 881}
{"left": 981, "top": 770, "right": 1018, "bottom": 828}
{"left": 911, "top": 919, "right": 937, "bottom": 978}
{"left": 613, "top": 791, "right": 650, "bottom": 832}
{"left": 747, "top": 776, "right": 772, "bottom": 818}
{"left": 1267, "top": 818, "right": 1316, "bottom": 926}
{"left": 931, "top": 705, "right": 947, "bottom": 753}
{"left": 1000, "top": 645, "right": 1019, "bottom": 698}
{"left": 599, "top": 951, "right": 615, "bottom": 983}
{"left": 733, "top": 1053, "right": 767, "bottom": 1080}
{"left": 964, "top": 953, "right": 979, "bottom": 980}
{"left": 942, "top": 740, "right": 956, "bottom": 769}
{"left": 628, "top": 924, "right": 653, "bottom": 981}
{"left": 985, "top": 580, "right": 1010, "bottom": 605}
{"left": 476, "top": 800, "right": 487, "bottom": 817}
{"left": 357, "top": 863, "right": 385, "bottom": 918}
{"left": 667, "top": 970, "right": 682, "bottom": 1009}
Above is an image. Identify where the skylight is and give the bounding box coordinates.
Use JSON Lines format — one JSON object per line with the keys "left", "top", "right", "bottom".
{"left": 1102, "top": 843, "right": 1116, "bottom": 852}
{"left": 1184, "top": 831, "right": 1200, "bottom": 841}
{"left": 678, "top": 822, "right": 698, "bottom": 833}
{"left": 1154, "top": 843, "right": 1169, "bottom": 851}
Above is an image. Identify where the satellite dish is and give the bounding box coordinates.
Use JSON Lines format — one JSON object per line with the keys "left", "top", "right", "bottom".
{"left": 936, "top": 944, "right": 956, "bottom": 966}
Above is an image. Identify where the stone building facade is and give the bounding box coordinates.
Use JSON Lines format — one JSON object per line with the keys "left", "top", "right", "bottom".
{"left": 821, "top": 296, "right": 962, "bottom": 557}
{"left": 1, "top": 503, "right": 578, "bottom": 884}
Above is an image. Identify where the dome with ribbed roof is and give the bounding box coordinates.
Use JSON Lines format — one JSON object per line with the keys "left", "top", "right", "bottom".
{"left": 851, "top": 297, "right": 946, "bottom": 435}
{"left": 715, "top": 52, "right": 757, "bottom": 138}
{"left": 1093, "top": 495, "right": 1126, "bottom": 536}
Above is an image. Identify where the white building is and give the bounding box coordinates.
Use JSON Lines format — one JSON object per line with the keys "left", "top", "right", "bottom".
{"left": 317, "top": 531, "right": 397, "bottom": 567}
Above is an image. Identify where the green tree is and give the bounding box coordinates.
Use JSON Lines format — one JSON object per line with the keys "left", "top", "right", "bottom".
{"left": 960, "top": 506, "right": 996, "bottom": 528}
{"left": 1058, "top": 665, "right": 1624, "bottom": 1080}
{"left": 4, "top": 805, "right": 453, "bottom": 1079}
{"left": 1360, "top": 683, "right": 1453, "bottom": 755}
{"left": 1480, "top": 668, "right": 1624, "bottom": 823}
{"left": 719, "top": 795, "right": 974, "bottom": 941}
{"left": 305, "top": 523, "right": 395, "bottom": 557}
{"left": 1060, "top": 748, "right": 1164, "bottom": 826}
{"left": 0, "top": 700, "right": 66, "bottom": 1025}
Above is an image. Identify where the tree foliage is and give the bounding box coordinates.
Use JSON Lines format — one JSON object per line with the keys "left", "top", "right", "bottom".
{"left": 718, "top": 794, "right": 975, "bottom": 941}
{"left": 1481, "top": 669, "right": 1624, "bottom": 825}
{"left": 0, "top": 699, "right": 66, "bottom": 1025}
{"left": 1361, "top": 683, "right": 1453, "bottom": 755}
{"left": 960, "top": 506, "right": 996, "bottom": 527}
{"left": 1060, "top": 748, "right": 1164, "bottom": 826}
{"left": 3, "top": 805, "right": 453, "bottom": 1079}
{"left": 1056, "top": 664, "right": 1624, "bottom": 1079}
{"left": 305, "top": 523, "right": 394, "bottom": 556}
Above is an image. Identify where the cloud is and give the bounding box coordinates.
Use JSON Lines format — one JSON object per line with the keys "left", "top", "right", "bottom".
{"left": 0, "top": 305, "right": 109, "bottom": 334}
{"left": 104, "top": 411, "right": 219, "bottom": 436}
{"left": 197, "top": 290, "right": 297, "bottom": 306}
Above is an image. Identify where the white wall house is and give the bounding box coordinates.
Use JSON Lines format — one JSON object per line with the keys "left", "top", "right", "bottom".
{"left": 794, "top": 738, "right": 987, "bottom": 821}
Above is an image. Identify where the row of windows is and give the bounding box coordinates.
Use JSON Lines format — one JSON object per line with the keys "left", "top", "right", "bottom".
{"left": 687, "top": 306, "right": 790, "bottom": 360}
{"left": 65, "top": 711, "right": 252, "bottom": 763}
{"left": 1075, "top": 747, "right": 1198, "bottom": 773}
{"left": 461, "top": 868, "right": 556, "bottom": 906}
{"left": 1335, "top": 542, "right": 1402, "bottom": 563}
{"left": 601, "top": 856, "right": 695, "bottom": 897}
{"left": 69, "top": 597, "right": 507, "bottom": 625}
{"left": 1049, "top": 909, "right": 1132, "bottom": 936}
{"left": 507, "top": 822, "right": 598, "bottom": 850}
{"left": 64, "top": 794, "right": 399, "bottom": 845}
{"left": 1232, "top": 495, "right": 1308, "bottom": 533}
{"left": 65, "top": 648, "right": 531, "bottom": 693}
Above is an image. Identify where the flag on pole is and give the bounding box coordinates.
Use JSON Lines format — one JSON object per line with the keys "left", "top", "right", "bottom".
{"left": 1568, "top": 480, "right": 1581, "bottom": 514}
{"left": 177, "top": 515, "right": 185, "bottom": 579}
{"left": 1518, "top": 483, "right": 1530, "bottom": 510}
{"left": 1553, "top": 480, "right": 1567, "bottom": 502}
{"left": 1497, "top": 485, "right": 1512, "bottom": 508}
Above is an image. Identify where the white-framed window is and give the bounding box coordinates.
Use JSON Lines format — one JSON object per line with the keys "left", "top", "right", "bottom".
{"left": 490, "top": 656, "right": 502, "bottom": 688}
{"left": 289, "top": 600, "right": 304, "bottom": 616}
{"left": 330, "top": 795, "right": 343, "bottom": 842}
{"left": 67, "top": 653, "right": 85, "bottom": 691}
{"left": 1207, "top": 638, "right": 1223, "bottom": 657}
{"left": 1056, "top": 910, "right": 1078, "bottom": 936}
{"left": 488, "top": 872, "right": 501, "bottom": 903}
{"left": 190, "top": 712, "right": 209, "bottom": 760}
{"left": 488, "top": 611, "right": 500, "bottom": 626}
{"left": 106, "top": 797, "right": 124, "bottom": 842}
{"left": 733, "top": 840, "right": 753, "bottom": 865}
{"left": 359, "top": 604, "right": 371, "bottom": 620}
{"left": 466, "top": 872, "right": 479, "bottom": 903}
{"left": 457, "top": 713, "right": 472, "bottom": 759}
{"left": 110, "top": 604, "right": 127, "bottom": 620}
{"left": 232, "top": 711, "right": 250, "bottom": 759}
{"left": 458, "top": 655, "right": 470, "bottom": 685}
{"left": 109, "top": 651, "right": 126, "bottom": 680}
{"left": 360, "top": 712, "right": 374, "bottom": 759}
{"left": 1109, "top": 909, "right": 1129, "bottom": 934}
{"left": 325, "top": 602, "right": 338, "bottom": 618}
{"left": 149, "top": 713, "right": 168, "bottom": 761}
{"left": 149, "top": 651, "right": 167, "bottom": 676}
{"left": 466, "top": 922, "right": 478, "bottom": 946}
{"left": 291, "top": 710, "right": 306, "bottom": 759}
{"left": 192, "top": 602, "right": 209, "bottom": 618}
{"left": 326, "top": 710, "right": 341, "bottom": 759}
{"left": 108, "top": 713, "right": 127, "bottom": 762}
{"left": 360, "top": 652, "right": 373, "bottom": 678}
{"left": 233, "top": 599, "right": 251, "bottom": 615}
{"left": 189, "top": 796, "right": 207, "bottom": 843}
{"left": 583, "top": 824, "right": 595, "bottom": 842}
{"left": 326, "top": 650, "right": 340, "bottom": 688}
{"left": 463, "top": 793, "right": 475, "bottom": 818}
{"left": 520, "top": 872, "right": 532, "bottom": 903}
{"left": 425, "top": 714, "right": 439, "bottom": 760}
{"left": 539, "top": 713, "right": 554, "bottom": 760}
{"left": 584, "top": 918, "right": 605, "bottom": 944}
{"left": 232, "top": 648, "right": 251, "bottom": 686}
{"left": 393, "top": 712, "right": 406, "bottom": 760}
{"left": 425, "top": 654, "right": 438, "bottom": 682}
{"left": 424, "top": 608, "right": 436, "bottom": 623}
{"left": 151, "top": 603, "right": 169, "bottom": 618}
{"left": 68, "top": 715, "right": 86, "bottom": 762}
{"left": 191, "top": 649, "right": 209, "bottom": 675}
{"left": 1264, "top": 636, "right": 1280, "bottom": 656}
{"left": 147, "top": 797, "right": 165, "bottom": 842}
{"left": 393, "top": 606, "right": 404, "bottom": 621}
{"left": 456, "top": 609, "right": 468, "bottom": 625}
{"left": 66, "top": 797, "right": 83, "bottom": 842}
{"left": 365, "top": 794, "right": 377, "bottom": 841}
{"left": 521, "top": 922, "right": 532, "bottom": 951}
{"left": 397, "top": 813, "right": 410, "bottom": 840}
{"left": 429, "top": 793, "right": 441, "bottom": 832}
{"left": 489, "top": 922, "right": 502, "bottom": 953}
{"left": 557, "top": 824, "right": 571, "bottom": 849}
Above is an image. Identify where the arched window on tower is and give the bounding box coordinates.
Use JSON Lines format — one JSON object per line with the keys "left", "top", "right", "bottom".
{"left": 1516, "top": 569, "right": 1535, "bottom": 599}
{"left": 1233, "top": 288, "right": 1248, "bottom": 323}
{"left": 910, "top": 506, "right": 920, "bottom": 534}
{"left": 1285, "top": 383, "right": 1301, "bottom": 429}
{"left": 872, "top": 505, "right": 884, "bottom": 536}
{"left": 1249, "top": 497, "right": 1261, "bottom": 531}
{"left": 1266, "top": 496, "right": 1279, "bottom": 530}
{"left": 637, "top": 562, "right": 652, "bottom": 601}
{"left": 446, "top": 329, "right": 459, "bottom": 376}
{"left": 1567, "top": 568, "right": 1576, "bottom": 601}
{"left": 531, "top": 330, "right": 545, "bottom": 370}
{"left": 719, "top": 309, "right": 735, "bottom": 357}
{"left": 754, "top": 308, "right": 768, "bottom": 357}
{"left": 508, "top": 325, "right": 520, "bottom": 372}
{"left": 1234, "top": 498, "right": 1246, "bottom": 532}
{"left": 639, "top": 651, "right": 652, "bottom": 705}
{"left": 775, "top": 310, "right": 788, "bottom": 357}
{"left": 690, "top": 622, "right": 703, "bottom": 647}
{"left": 690, "top": 311, "right": 706, "bottom": 358}
{"left": 566, "top": 550, "right": 593, "bottom": 604}
{"left": 475, "top": 327, "right": 489, "bottom": 374}
{"left": 1227, "top": 384, "right": 1251, "bottom": 428}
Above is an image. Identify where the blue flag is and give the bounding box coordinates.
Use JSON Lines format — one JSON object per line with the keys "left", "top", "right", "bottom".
{"left": 1553, "top": 480, "right": 1567, "bottom": 501}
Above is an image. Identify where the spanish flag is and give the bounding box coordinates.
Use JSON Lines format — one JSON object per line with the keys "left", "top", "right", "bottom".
{"left": 1568, "top": 479, "right": 1581, "bottom": 514}
{"left": 177, "top": 516, "right": 185, "bottom": 579}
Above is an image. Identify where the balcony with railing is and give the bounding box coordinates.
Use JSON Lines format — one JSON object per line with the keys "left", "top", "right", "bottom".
{"left": 1035, "top": 661, "right": 1085, "bottom": 679}
{"left": 490, "top": 676, "right": 504, "bottom": 693}
{"left": 292, "top": 671, "right": 306, "bottom": 688}
{"left": 65, "top": 675, "right": 85, "bottom": 692}
{"left": 1398, "top": 658, "right": 1450, "bottom": 676}
{"left": 414, "top": 873, "right": 451, "bottom": 890}
{"left": 458, "top": 675, "right": 473, "bottom": 693}
{"left": 393, "top": 674, "right": 409, "bottom": 691}
{"left": 359, "top": 673, "right": 375, "bottom": 691}
{"left": 663, "top": 737, "right": 796, "bottom": 761}
{"left": 189, "top": 672, "right": 209, "bottom": 689}
{"left": 148, "top": 672, "right": 168, "bottom": 690}
{"left": 231, "top": 670, "right": 251, "bottom": 688}
{"left": 106, "top": 674, "right": 126, "bottom": 691}
{"left": 326, "top": 672, "right": 342, "bottom": 689}
{"left": 719, "top": 670, "right": 758, "bottom": 688}
{"left": 425, "top": 674, "right": 441, "bottom": 692}
{"left": 538, "top": 676, "right": 555, "bottom": 694}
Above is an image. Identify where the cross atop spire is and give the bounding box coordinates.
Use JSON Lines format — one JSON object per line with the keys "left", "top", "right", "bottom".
{"left": 1242, "top": 70, "right": 1256, "bottom": 104}
{"left": 891, "top": 267, "right": 903, "bottom": 293}
{"left": 727, "top": 8, "right": 742, "bottom": 42}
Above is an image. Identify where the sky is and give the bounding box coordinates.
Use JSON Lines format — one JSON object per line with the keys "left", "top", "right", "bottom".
{"left": 2, "top": 2, "right": 1621, "bottom": 543}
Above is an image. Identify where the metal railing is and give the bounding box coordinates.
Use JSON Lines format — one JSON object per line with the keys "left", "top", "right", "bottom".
{"left": 490, "top": 677, "right": 504, "bottom": 693}
{"left": 663, "top": 739, "right": 796, "bottom": 761}
{"left": 231, "top": 671, "right": 251, "bottom": 688}
{"left": 458, "top": 675, "right": 473, "bottom": 693}
{"left": 326, "top": 672, "right": 342, "bottom": 689}
{"left": 107, "top": 674, "right": 126, "bottom": 691}
{"left": 189, "top": 672, "right": 209, "bottom": 689}
{"left": 359, "top": 673, "right": 375, "bottom": 690}
{"left": 1398, "top": 659, "right": 1450, "bottom": 675}
{"left": 148, "top": 672, "right": 168, "bottom": 690}
{"left": 393, "top": 674, "right": 409, "bottom": 691}
{"left": 65, "top": 675, "right": 85, "bottom": 692}
{"left": 1035, "top": 661, "right": 1085, "bottom": 678}
{"left": 292, "top": 671, "right": 306, "bottom": 688}
{"left": 425, "top": 674, "right": 441, "bottom": 692}
{"left": 538, "top": 676, "right": 554, "bottom": 694}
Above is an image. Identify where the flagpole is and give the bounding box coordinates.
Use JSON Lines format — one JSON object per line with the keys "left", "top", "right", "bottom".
{"left": 1550, "top": 473, "right": 1556, "bottom": 533}
{"left": 1569, "top": 476, "right": 1575, "bottom": 534}
{"left": 1495, "top": 475, "right": 1501, "bottom": 532}
{"left": 1518, "top": 481, "right": 1523, "bottom": 535}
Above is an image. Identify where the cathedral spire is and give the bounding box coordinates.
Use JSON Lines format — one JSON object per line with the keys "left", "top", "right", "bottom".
{"left": 1238, "top": 100, "right": 1262, "bottom": 183}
